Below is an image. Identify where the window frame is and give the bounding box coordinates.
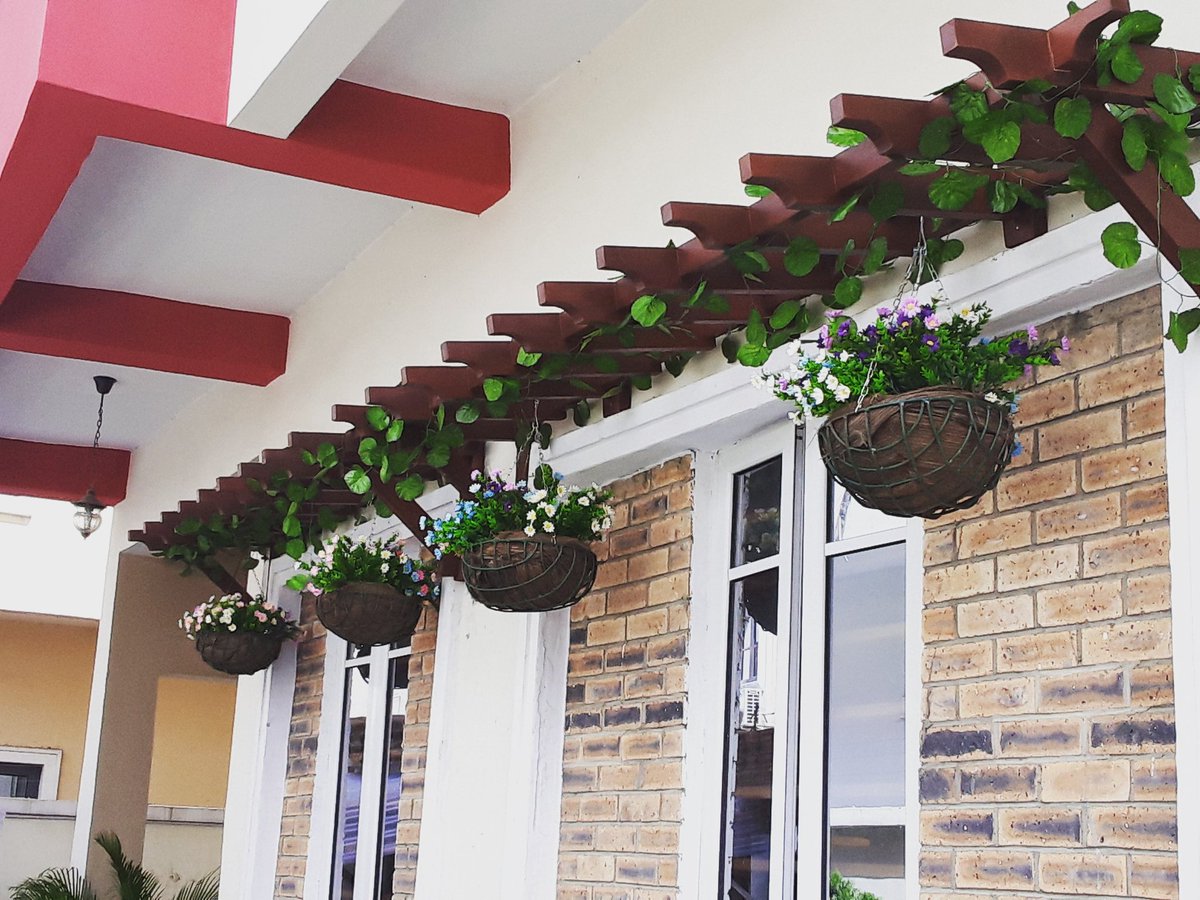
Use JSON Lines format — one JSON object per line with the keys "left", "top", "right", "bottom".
{"left": 0, "top": 746, "right": 61, "bottom": 801}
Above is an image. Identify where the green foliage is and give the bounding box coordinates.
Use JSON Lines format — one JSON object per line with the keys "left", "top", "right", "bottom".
{"left": 827, "top": 126, "right": 868, "bottom": 148}
{"left": 631, "top": 294, "right": 667, "bottom": 327}
{"left": 1101, "top": 221, "right": 1143, "bottom": 268}
{"left": 829, "top": 871, "right": 881, "bottom": 900}
{"left": 1054, "top": 96, "right": 1092, "bottom": 139}
{"left": 286, "top": 533, "right": 438, "bottom": 599}
{"left": 1167, "top": 308, "right": 1200, "bottom": 351}
{"left": 744, "top": 183, "right": 773, "bottom": 198}
{"left": 929, "top": 169, "right": 988, "bottom": 211}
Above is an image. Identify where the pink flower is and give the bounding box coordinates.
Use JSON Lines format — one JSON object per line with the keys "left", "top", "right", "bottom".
{"left": 254, "top": 610, "right": 268, "bottom": 622}
{"left": 414, "top": 570, "right": 425, "bottom": 581}
{"left": 1061, "top": 336, "right": 1070, "bottom": 351}
{"left": 1027, "top": 325, "right": 1039, "bottom": 341}
{"left": 419, "top": 584, "right": 430, "bottom": 596}
{"left": 305, "top": 585, "right": 323, "bottom": 597}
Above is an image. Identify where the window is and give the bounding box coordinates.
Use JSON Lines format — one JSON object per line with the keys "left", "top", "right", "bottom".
{"left": 717, "top": 429, "right": 916, "bottom": 900}
{"left": 0, "top": 747, "right": 61, "bottom": 801}
{"left": 0, "top": 762, "right": 41, "bottom": 799}
{"left": 330, "top": 642, "right": 411, "bottom": 900}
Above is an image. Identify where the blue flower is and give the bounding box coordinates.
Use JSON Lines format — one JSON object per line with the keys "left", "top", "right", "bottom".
{"left": 1012, "top": 440, "right": 1024, "bottom": 458}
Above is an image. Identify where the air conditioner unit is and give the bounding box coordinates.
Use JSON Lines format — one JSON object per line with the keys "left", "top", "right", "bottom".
{"left": 738, "top": 684, "right": 762, "bottom": 730}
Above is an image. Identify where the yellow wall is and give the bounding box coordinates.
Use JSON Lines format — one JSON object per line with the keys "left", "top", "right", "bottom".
{"left": 148, "top": 675, "right": 236, "bottom": 808}
{"left": 0, "top": 612, "right": 97, "bottom": 801}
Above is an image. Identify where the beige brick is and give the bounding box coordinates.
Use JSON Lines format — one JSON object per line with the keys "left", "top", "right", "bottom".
{"left": 1043, "top": 322, "right": 1119, "bottom": 377}
{"left": 1090, "top": 713, "right": 1175, "bottom": 754}
{"left": 587, "top": 618, "right": 626, "bottom": 645}
{"left": 1015, "top": 378, "right": 1076, "bottom": 426}
{"left": 1035, "top": 492, "right": 1122, "bottom": 542}
{"left": 923, "top": 640, "right": 994, "bottom": 682}
{"left": 1127, "top": 571, "right": 1171, "bottom": 615}
{"left": 1132, "top": 758, "right": 1177, "bottom": 801}
{"left": 998, "top": 719, "right": 1082, "bottom": 757}
{"left": 647, "top": 572, "right": 688, "bottom": 606}
{"left": 626, "top": 608, "right": 670, "bottom": 640}
{"left": 1036, "top": 579, "right": 1122, "bottom": 626}
{"left": 924, "top": 527, "right": 956, "bottom": 566}
{"left": 1078, "top": 350, "right": 1164, "bottom": 409}
{"left": 1081, "top": 617, "right": 1172, "bottom": 664}
{"left": 1126, "top": 481, "right": 1169, "bottom": 525}
{"left": 923, "top": 606, "right": 957, "bottom": 643}
{"left": 997, "top": 544, "right": 1080, "bottom": 590}
{"left": 1129, "top": 854, "right": 1180, "bottom": 900}
{"left": 958, "top": 764, "right": 1037, "bottom": 802}
{"left": 958, "top": 676, "right": 1034, "bottom": 718}
{"left": 1038, "top": 407, "right": 1123, "bottom": 461}
{"left": 1083, "top": 526, "right": 1170, "bottom": 578}
{"left": 607, "top": 582, "right": 650, "bottom": 615}
{"left": 1131, "top": 661, "right": 1174, "bottom": 707}
{"left": 1088, "top": 805, "right": 1177, "bottom": 850}
{"left": 925, "top": 560, "right": 994, "bottom": 603}
{"left": 919, "top": 850, "right": 955, "bottom": 887}
{"left": 919, "top": 810, "right": 994, "bottom": 846}
{"left": 996, "top": 459, "right": 1076, "bottom": 510}
{"left": 1041, "top": 759, "right": 1130, "bottom": 802}
{"left": 958, "top": 511, "right": 1032, "bottom": 557}
{"left": 1081, "top": 437, "right": 1166, "bottom": 492}
{"left": 1038, "top": 667, "right": 1123, "bottom": 712}
{"left": 641, "top": 760, "right": 683, "bottom": 790}
{"left": 1039, "top": 853, "right": 1129, "bottom": 895}
{"left": 957, "top": 594, "right": 1034, "bottom": 637}
{"left": 649, "top": 512, "right": 691, "bottom": 547}
{"left": 1127, "top": 392, "right": 1166, "bottom": 439}
{"left": 997, "top": 631, "right": 1077, "bottom": 673}
{"left": 955, "top": 849, "right": 1035, "bottom": 889}
{"left": 628, "top": 548, "right": 669, "bottom": 582}
{"left": 924, "top": 685, "right": 957, "bottom": 722}
{"left": 998, "top": 808, "right": 1082, "bottom": 846}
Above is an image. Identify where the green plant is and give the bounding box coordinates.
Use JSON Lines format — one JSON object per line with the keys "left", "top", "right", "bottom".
{"left": 755, "top": 300, "right": 1066, "bottom": 418}
{"left": 178, "top": 593, "right": 298, "bottom": 641}
{"left": 829, "top": 871, "right": 881, "bottom": 900}
{"left": 11, "top": 833, "right": 218, "bottom": 900}
{"left": 424, "top": 467, "right": 614, "bottom": 556}
{"left": 285, "top": 533, "right": 439, "bottom": 601}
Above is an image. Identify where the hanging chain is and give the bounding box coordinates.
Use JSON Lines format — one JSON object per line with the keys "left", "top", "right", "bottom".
{"left": 92, "top": 391, "right": 107, "bottom": 450}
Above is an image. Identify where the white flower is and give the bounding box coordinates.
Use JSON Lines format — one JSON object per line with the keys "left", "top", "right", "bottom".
{"left": 816, "top": 366, "right": 829, "bottom": 384}
{"left": 381, "top": 563, "right": 390, "bottom": 573}
{"left": 578, "top": 496, "right": 590, "bottom": 507}
{"left": 527, "top": 510, "right": 537, "bottom": 521}
{"left": 834, "top": 384, "right": 851, "bottom": 403}
{"left": 592, "top": 520, "right": 602, "bottom": 532}
{"left": 811, "top": 387, "right": 825, "bottom": 405}
{"left": 228, "top": 624, "right": 237, "bottom": 632}
{"left": 543, "top": 521, "right": 556, "bottom": 533}
{"left": 524, "top": 525, "right": 536, "bottom": 536}
{"left": 984, "top": 391, "right": 1002, "bottom": 405}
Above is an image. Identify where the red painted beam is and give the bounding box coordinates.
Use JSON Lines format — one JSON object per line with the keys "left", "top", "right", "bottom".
{"left": 0, "top": 437, "right": 130, "bottom": 506}
{"left": 0, "top": 281, "right": 290, "bottom": 385}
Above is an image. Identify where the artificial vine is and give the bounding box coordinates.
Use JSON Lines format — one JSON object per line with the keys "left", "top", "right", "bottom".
{"left": 160, "top": 4, "right": 1200, "bottom": 585}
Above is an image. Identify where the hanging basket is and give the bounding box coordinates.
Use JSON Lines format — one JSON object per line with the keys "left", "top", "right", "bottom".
{"left": 461, "top": 532, "right": 598, "bottom": 613}
{"left": 817, "top": 387, "right": 1015, "bottom": 519}
{"left": 315, "top": 582, "right": 424, "bottom": 646}
{"left": 195, "top": 630, "right": 285, "bottom": 676}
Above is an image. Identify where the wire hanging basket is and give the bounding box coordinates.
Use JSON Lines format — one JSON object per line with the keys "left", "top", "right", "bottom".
{"left": 817, "top": 386, "right": 1015, "bottom": 519}
{"left": 461, "top": 532, "right": 598, "bottom": 613}
{"left": 315, "top": 582, "right": 425, "bottom": 646}
{"left": 195, "top": 630, "right": 285, "bottom": 676}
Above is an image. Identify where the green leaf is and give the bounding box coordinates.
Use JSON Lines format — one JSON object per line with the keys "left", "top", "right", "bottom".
{"left": 918, "top": 117, "right": 957, "bottom": 159}
{"left": 344, "top": 467, "right": 371, "bottom": 494}
{"left": 704, "top": 292, "right": 730, "bottom": 314}
{"left": 435, "top": 403, "right": 446, "bottom": 430}
{"left": 286, "top": 538, "right": 305, "bottom": 560}
{"left": 1178, "top": 248, "right": 1200, "bottom": 285}
{"left": 745, "top": 308, "right": 767, "bottom": 346}
{"left": 631, "top": 294, "right": 668, "bottom": 327}
{"left": 826, "top": 126, "right": 868, "bottom": 148}
{"left": 1148, "top": 101, "right": 1191, "bottom": 133}
{"left": 425, "top": 444, "right": 450, "bottom": 468}
{"left": 1167, "top": 308, "right": 1200, "bottom": 352}
{"left": 357, "top": 436, "right": 380, "bottom": 466}
{"left": 516, "top": 347, "right": 542, "bottom": 367}
{"left": 834, "top": 238, "right": 856, "bottom": 275}
{"left": 286, "top": 574, "right": 309, "bottom": 591}
{"left": 664, "top": 354, "right": 692, "bottom": 377}
{"left": 483, "top": 377, "right": 505, "bottom": 402}
{"left": 684, "top": 280, "right": 708, "bottom": 308}
{"left": 282, "top": 514, "right": 301, "bottom": 538}
{"left": 736, "top": 342, "right": 772, "bottom": 367}
{"left": 1066, "top": 1, "right": 1080, "bottom": 13}
{"left": 176, "top": 518, "right": 201, "bottom": 535}
{"left": 300, "top": 449, "right": 317, "bottom": 466}
{"left": 1190, "top": 64, "right": 1200, "bottom": 93}
{"left": 830, "top": 276, "right": 863, "bottom": 309}
{"left": 769, "top": 299, "right": 804, "bottom": 330}
{"left": 784, "top": 236, "right": 821, "bottom": 277}
{"left": 317, "top": 442, "right": 338, "bottom": 468}
{"left": 721, "top": 335, "right": 739, "bottom": 363}
{"left": 988, "top": 180, "right": 1019, "bottom": 214}
{"left": 1112, "top": 9, "right": 1163, "bottom": 45}
{"left": 940, "top": 238, "right": 965, "bottom": 263}
{"left": 1101, "top": 221, "right": 1143, "bottom": 268}
{"left": 862, "top": 237, "right": 888, "bottom": 275}
{"left": 385, "top": 419, "right": 404, "bottom": 443}
{"left": 827, "top": 192, "right": 861, "bottom": 224}
{"left": 1121, "top": 118, "right": 1149, "bottom": 171}
{"left": 744, "top": 184, "right": 773, "bottom": 198}
{"left": 365, "top": 406, "right": 390, "bottom": 431}
{"left": 1110, "top": 43, "right": 1145, "bottom": 83}
{"left": 455, "top": 403, "right": 480, "bottom": 424}
{"left": 1160, "top": 151, "right": 1196, "bottom": 196}
{"left": 1153, "top": 74, "right": 1196, "bottom": 114}
{"left": 397, "top": 473, "right": 425, "bottom": 501}
{"left": 1053, "top": 96, "right": 1092, "bottom": 139}
{"left": 573, "top": 399, "right": 591, "bottom": 427}
{"left": 928, "top": 169, "right": 989, "bottom": 211}
{"left": 868, "top": 182, "right": 904, "bottom": 223}
{"left": 631, "top": 374, "right": 653, "bottom": 391}
{"left": 980, "top": 120, "right": 1022, "bottom": 163}
{"left": 899, "top": 161, "right": 940, "bottom": 176}
{"left": 948, "top": 85, "right": 989, "bottom": 124}
{"left": 593, "top": 354, "right": 620, "bottom": 374}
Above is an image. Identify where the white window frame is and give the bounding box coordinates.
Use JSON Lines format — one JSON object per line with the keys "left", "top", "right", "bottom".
{"left": 0, "top": 746, "right": 62, "bottom": 801}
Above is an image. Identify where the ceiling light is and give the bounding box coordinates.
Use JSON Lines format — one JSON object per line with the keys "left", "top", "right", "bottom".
{"left": 72, "top": 375, "right": 116, "bottom": 539}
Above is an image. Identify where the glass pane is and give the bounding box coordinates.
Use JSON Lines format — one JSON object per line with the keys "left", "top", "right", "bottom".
{"left": 375, "top": 656, "right": 410, "bottom": 897}
{"left": 727, "top": 568, "right": 779, "bottom": 899}
{"left": 0, "top": 763, "right": 41, "bottom": 799}
{"left": 830, "top": 825, "right": 905, "bottom": 885}
{"left": 825, "top": 543, "right": 906, "bottom": 895}
{"left": 828, "top": 481, "right": 904, "bottom": 544}
{"left": 732, "top": 457, "right": 783, "bottom": 567}
{"left": 333, "top": 667, "right": 370, "bottom": 899}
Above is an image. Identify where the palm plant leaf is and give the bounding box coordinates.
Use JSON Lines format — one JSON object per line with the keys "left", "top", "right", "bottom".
{"left": 10, "top": 867, "right": 99, "bottom": 900}
{"left": 94, "top": 832, "right": 164, "bottom": 900}
{"left": 172, "top": 869, "right": 220, "bottom": 900}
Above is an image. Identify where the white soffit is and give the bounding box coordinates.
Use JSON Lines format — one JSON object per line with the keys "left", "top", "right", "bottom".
{"left": 341, "top": 0, "right": 649, "bottom": 113}
{"left": 0, "top": 350, "right": 211, "bottom": 450}
{"left": 21, "top": 138, "right": 411, "bottom": 316}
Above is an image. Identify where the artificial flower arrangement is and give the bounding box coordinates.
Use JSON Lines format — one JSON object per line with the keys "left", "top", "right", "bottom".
{"left": 285, "top": 534, "right": 439, "bottom": 646}
{"left": 179, "top": 592, "right": 299, "bottom": 675}
{"left": 424, "top": 468, "right": 614, "bottom": 613}
{"left": 756, "top": 299, "right": 1068, "bottom": 519}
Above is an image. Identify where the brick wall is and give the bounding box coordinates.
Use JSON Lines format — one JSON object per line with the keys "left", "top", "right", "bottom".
{"left": 392, "top": 605, "right": 439, "bottom": 899}
{"left": 920, "top": 288, "right": 1177, "bottom": 898}
{"left": 558, "top": 455, "right": 693, "bottom": 900}
{"left": 276, "top": 594, "right": 328, "bottom": 898}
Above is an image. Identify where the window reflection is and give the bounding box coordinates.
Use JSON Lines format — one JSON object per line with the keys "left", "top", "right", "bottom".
{"left": 334, "top": 662, "right": 370, "bottom": 898}
{"left": 828, "top": 483, "right": 903, "bottom": 543}
{"left": 375, "top": 657, "right": 409, "bottom": 896}
{"left": 732, "top": 458, "right": 783, "bottom": 566}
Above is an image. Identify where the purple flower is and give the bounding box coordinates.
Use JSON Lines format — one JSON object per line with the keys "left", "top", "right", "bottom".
{"left": 1061, "top": 336, "right": 1071, "bottom": 351}
{"left": 1048, "top": 350, "right": 1061, "bottom": 365}
{"left": 1009, "top": 338, "right": 1029, "bottom": 358}
{"left": 836, "top": 319, "right": 852, "bottom": 339}
{"left": 863, "top": 324, "right": 879, "bottom": 343}
{"left": 1024, "top": 364, "right": 1034, "bottom": 377}
{"left": 816, "top": 324, "right": 830, "bottom": 348}
{"left": 921, "top": 333, "right": 941, "bottom": 352}
{"left": 876, "top": 306, "right": 893, "bottom": 318}
{"left": 1027, "top": 325, "right": 1039, "bottom": 341}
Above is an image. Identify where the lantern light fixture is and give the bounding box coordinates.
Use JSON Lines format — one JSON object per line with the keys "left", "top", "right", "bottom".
{"left": 72, "top": 375, "right": 117, "bottom": 539}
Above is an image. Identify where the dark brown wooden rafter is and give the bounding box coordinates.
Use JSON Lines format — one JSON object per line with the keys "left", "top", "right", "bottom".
{"left": 133, "top": 0, "right": 1200, "bottom": 563}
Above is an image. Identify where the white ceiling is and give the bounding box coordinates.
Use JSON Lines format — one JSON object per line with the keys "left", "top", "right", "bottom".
{"left": 0, "top": 350, "right": 211, "bottom": 450}
{"left": 21, "top": 138, "right": 412, "bottom": 316}
{"left": 341, "top": 0, "right": 649, "bottom": 113}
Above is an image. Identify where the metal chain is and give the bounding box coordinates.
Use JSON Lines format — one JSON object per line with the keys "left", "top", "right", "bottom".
{"left": 92, "top": 392, "right": 106, "bottom": 450}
